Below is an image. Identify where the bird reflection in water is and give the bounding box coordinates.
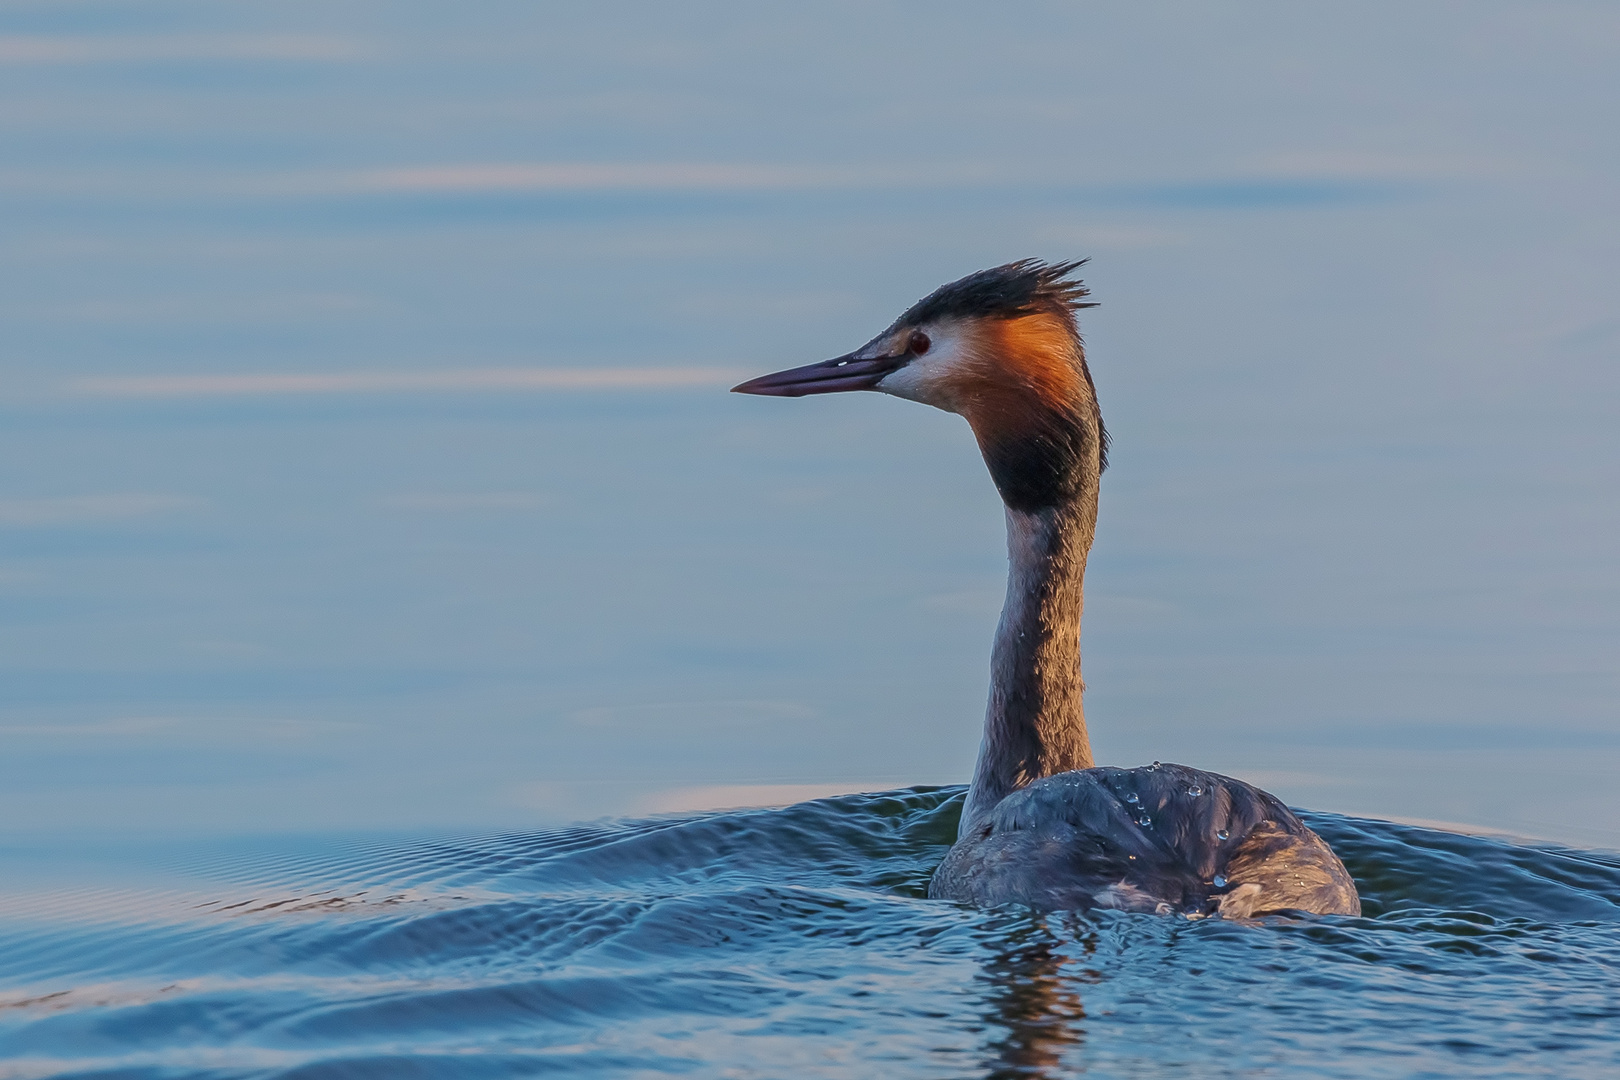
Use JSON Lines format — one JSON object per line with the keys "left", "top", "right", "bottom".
{"left": 976, "top": 917, "right": 1095, "bottom": 1078}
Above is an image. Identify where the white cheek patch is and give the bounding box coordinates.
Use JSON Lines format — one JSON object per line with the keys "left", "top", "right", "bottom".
{"left": 876, "top": 361, "right": 940, "bottom": 405}
{"left": 875, "top": 325, "right": 973, "bottom": 412}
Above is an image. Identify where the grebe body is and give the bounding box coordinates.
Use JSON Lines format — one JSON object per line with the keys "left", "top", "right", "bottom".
{"left": 930, "top": 763, "right": 1357, "bottom": 917}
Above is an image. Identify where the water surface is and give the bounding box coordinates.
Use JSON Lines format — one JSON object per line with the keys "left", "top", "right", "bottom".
{"left": 2, "top": 0, "right": 1618, "bottom": 842}
{"left": 3, "top": 3, "right": 1619, "bottom": 1073}
{"left": 4, "top": 790, "right": 1618, "bottom": 1077}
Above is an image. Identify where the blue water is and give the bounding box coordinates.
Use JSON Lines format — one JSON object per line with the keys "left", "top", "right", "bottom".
{"left": 5, "top": 790, "right": 1619, "bottom": 1077}
{"left": 4, "top": 4, "right": 1619, "bottom": 1076}
{"left": 5, "top": 0, "right": 1619, "bottom": 844}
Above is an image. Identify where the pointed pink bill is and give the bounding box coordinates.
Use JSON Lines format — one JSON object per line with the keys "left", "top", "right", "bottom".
{"left": 731, "top": 352, "right": 906, "bottom": 397}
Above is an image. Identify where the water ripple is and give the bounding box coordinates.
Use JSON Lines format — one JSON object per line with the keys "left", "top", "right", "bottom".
{"left": 3, "top": 788, "right": 1619, "bottom": 1078}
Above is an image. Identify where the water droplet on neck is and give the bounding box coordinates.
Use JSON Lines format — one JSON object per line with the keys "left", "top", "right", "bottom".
{"left": 1187, "top": 785, "right": 1204, "bottom": 797}
{"left": 1212, "top": 875, "right": 1228, "bottom": 889}
{"left": 1137, "top": 815, "right": 1152, "bottom": 828}
{"left": 1124, "top": 792, "right": 1140, "bottom": 805}
{"left": 1151, "top": 761, "right": 1162, "bottom": 769}
{"left": 1216, "top": 830, "right": 1229, "bottom": 841}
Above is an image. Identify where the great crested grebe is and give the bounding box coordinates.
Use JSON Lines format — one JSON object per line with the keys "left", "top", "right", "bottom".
{"left": 734, "top": 260, "right": 1359, "bottom": 917}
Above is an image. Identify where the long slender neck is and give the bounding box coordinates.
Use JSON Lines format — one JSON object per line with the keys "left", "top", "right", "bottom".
{"left": 960, "top": 494, "right": 1098, "bottom": 837}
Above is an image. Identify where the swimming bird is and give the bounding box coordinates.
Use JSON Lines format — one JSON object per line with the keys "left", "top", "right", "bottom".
{"left": 733, "top": 260, "right": 1360, "bottom": 918}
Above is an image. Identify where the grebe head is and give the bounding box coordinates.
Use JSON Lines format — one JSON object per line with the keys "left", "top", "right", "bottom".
{"left": 733, "top": 259, "right": 1107, "bottom": 511}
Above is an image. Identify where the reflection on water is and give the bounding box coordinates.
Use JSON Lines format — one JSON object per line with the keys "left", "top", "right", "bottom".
{"left": 979, "top": 920, "right": 1089, "bottom": 1078}
{"left": 1, "top": 1, "right": 1616, "bottom": 848}
{"left": 2, "top": 787, "right": 1618, "bottom": 1077}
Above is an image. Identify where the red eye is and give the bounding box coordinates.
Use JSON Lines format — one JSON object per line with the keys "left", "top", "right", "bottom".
{"left": 908, "top": 330, "right": 931, "bottom": 355}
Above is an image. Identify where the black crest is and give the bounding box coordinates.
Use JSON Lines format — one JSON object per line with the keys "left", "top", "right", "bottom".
{"left": 897, "top": 259, "right": 1098, "bottom": 328}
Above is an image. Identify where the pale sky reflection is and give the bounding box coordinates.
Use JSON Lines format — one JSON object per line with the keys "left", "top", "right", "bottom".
{"left": 0, "top": 1, "right": 1614, "bottom": 845}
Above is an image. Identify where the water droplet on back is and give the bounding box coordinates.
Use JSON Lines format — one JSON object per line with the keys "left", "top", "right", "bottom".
{"left": 1137, "top": 815, "right": 1152, "bottom": 828}
{"left": 1125, "top": 792, "right": 1140, "bottom": 805}
{"left": 1212, "top": 875, "right": 1228, "bottom": 889}
{"left": 1217, "top": 830, "right": 1229, "bottom": 841}
{"left": 1187, "top": 785, "right": 1204, "bottom": 797}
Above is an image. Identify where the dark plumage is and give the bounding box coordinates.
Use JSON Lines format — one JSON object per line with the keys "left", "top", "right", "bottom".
{"left": 929, "top": 763, "right": 1361, "bottom": 916}
{"left": 980, "top": 406, "right": 1095, "bottom": 513}
{"left": 897, "top": 258, "right": 1100, "bottom": 326}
